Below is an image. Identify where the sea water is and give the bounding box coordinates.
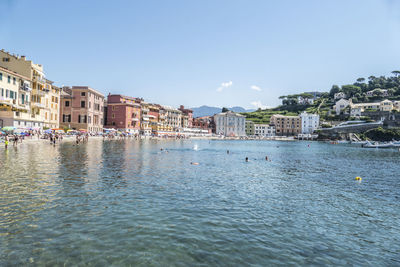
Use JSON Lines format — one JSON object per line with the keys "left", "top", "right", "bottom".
{"left": 0, "top": 139, "right": 399, "bottom": 265}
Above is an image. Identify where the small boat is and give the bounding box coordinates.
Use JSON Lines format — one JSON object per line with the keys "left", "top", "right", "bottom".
{"left": 362, "top": 141, "right": 394, "bottom": 148}
{"left": 350, "top": 141, "right": 368, "bottom": 146}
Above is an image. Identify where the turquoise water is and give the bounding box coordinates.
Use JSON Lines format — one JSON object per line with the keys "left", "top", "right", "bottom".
{"left": 1, "top": 139, "right": 399, "bottom": 266}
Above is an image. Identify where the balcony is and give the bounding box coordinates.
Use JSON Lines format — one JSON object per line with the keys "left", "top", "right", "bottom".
{"left": 32, "top": 89, "right": 46, "bottom": 96}
{"left": 33, "top": 76, "right": 46, "bottom": 84}
{"left": 31, "top": 102, "right": 46, "bottom": 109}
{"left": 0, "top": 97, "right": 12, "bottom": 106}
{"left": 19, "top": 84, "right": 32, "bottom": 92}
{"left": 141, "top": 108, "right": 149, "bottom": 112}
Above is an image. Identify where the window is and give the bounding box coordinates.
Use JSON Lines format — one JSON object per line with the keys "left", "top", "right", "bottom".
{"left": 9, "top": 91, "right": 13, "bottom": 99}
{"left": 13, "top": 77, "right": 16, "bottom": 85}
{"left": 65, "top": 101, "right": 70, "bottom": 107}
{"left": 81, "top": 92, "right": 86, "bottom": 96}
{"left": 112, "top": 114, "right": 115, "bottom": 118}
{"left": 21, "top": 94, "right": 25, "bottom": 104}
{"left": 3, "top": 57, "right": 10, "bottom": 62}
{"left": 8, "top": 76, "right": 11, "bottom": 83}
{"left": 1, "top": 88, "right": 3, "bottom": 96}
{"left": 81, "top": 101, "right": 85, "bottom": 108}
{"left": 0, "top": 73, "right": 2, "bottom": 80}
{"left": 89, "top": 102, "right": 91, "bottom": 108}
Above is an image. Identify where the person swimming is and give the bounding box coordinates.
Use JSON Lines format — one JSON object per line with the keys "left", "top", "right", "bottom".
{"left": 245, "top": 157, "right": 249, "bottom": 162}
{"left": 190, "top": 162, "right": 199, "bottom": 165}
{"left": 265, "top": 156, "right": 268, "bottom": 161}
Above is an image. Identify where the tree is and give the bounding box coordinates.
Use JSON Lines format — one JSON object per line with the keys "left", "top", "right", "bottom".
{"left": 392, "top": 70, "right": 400, "bottom": 77}
{"left": 222, "top": 107, "right": 229, "bottom": 113}
{"left": 356, "top": 78, "right": 365, "bottom": 83}
{"left": 329, "top": 85, "right": 340, "bottom": 97}
{"left": 341, "top": 85, "right": 361, "bottom": 98}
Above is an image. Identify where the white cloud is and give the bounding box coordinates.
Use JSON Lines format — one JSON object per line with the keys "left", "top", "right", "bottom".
{"left": 251, "top": 85, "right": 262, "bottom": 91}
{"left": 250, "top": 101, "right": 269, "bottom": 110}
{"left": 217, "top": 81, "right": 233, "bottom": 92}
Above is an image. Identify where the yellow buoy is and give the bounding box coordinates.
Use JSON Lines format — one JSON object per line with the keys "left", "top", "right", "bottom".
{"left": 355, "top": 176, "right": 362, "bottom": 181}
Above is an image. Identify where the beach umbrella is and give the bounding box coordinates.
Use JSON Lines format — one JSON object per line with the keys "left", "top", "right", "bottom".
{"left": 0, "top": 131, "right": 5, "bottom": 134}
{"left": 2, "top": 126, "right": 15, "bottom": 132}
{"left": 55, "top": 129, "right": 65, "bottom": 133}
{"left": 44, "top": 129, "right": 52, "bottom": 134}
{"left": 51, "top": 128, "right": 64, "bottom": 131}
{"left": 79, "top": 129, "right": 87, "bottom": 132}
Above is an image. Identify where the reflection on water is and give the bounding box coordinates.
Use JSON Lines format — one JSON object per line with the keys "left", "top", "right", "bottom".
{"left": 1, "top": 139, "right": 400, "bottom": 265}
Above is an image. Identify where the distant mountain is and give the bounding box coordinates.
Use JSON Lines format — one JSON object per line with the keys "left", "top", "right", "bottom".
{"left": 191, "top": 105, "right": 255, "bottom": 118}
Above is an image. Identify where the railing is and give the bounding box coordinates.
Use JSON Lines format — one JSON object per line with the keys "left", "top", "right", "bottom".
{"left": 19, "top": 85, "right": 32, "bottom": 91}
{"left": 33, "top": 76, "right": 46, "bottom": 84}
{"left": 0, "top": 97, "right": 12, "bottom": 105}
{"left": 31, "top": 102, "right": 46, "bottom": 108}
{"left": 32, "top": 89, "right": 46, "bottom": 96}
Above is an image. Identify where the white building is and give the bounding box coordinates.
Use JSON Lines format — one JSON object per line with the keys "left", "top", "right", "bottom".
{"left": 162, "top": 105, "right": 182, "bottom": 130}
{"left": 254, "top": 124, "right": 275, "bottom": 137}
{"left": 366, "top": 89, "right": 389, "bottom": 97}
{"left": 300, "top": 112, "right": 320, "bottom": 134}
{"left": 0, "top": 66, "right": 33, "bottom": 129}
{"left": 214, "top": 111, "right": 246, "bottom": 137}
{"left": 334, "top": 99, "right": 351, "bottom": 115}
{"left": 297, "top": 96, "right": 314, "bottom": 105}
{"left": 334, "top": 92, "right": 346, "bottom": 100}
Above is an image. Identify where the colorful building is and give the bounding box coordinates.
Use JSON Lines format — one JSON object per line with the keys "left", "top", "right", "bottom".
{"left": 178, "top": 105, "right": 193, "bottom": 128}
{"left": 43, "top": 80, "right": 61, "bottom": 129}
{"left": 0, "top": 50, "right": 49, "bottom": 129}
{"left": 105, "top": 94, "right": 141, "bottom": 134}
{"left": 0, "top": 66, "right": 32, "bottom": 128}
{"left": 59, "top": 86, "right": 104, "bottom": 132}
{"left": 270, "top": 114, "right": 301, "bottom": 136}
{"left": 193, "top": 116, "right": 214, "bottom": 133}
{"left": 245, "top": 120, "right": 255, "bottom": 136}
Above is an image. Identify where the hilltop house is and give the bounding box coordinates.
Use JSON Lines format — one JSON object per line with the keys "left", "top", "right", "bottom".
{"left": 349, "top": 99, "right": 399, "bottom": 117}
{"left": 366, "top": 89, "right": 389, "bottom": 97}
{"left": 334, "top": 92, "right": 346, "bottom": 100}
{"left": 334, "top": 98, "right": 352, "bottom": 115}
{"left": 297, "top": 96, "right": 314, "bottom": 105}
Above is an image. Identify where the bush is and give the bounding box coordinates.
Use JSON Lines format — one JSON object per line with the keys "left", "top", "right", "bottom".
{"left": 364, "top": 127, "right": 400, "bottom": 141}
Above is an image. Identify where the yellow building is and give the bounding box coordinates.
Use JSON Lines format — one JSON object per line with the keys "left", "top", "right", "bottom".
{"left": 380, "top": 99, "right": 394, "bottom": 112}
{"left": 0, "top": 49, "right": 50, "bottom": 129}
{"left": 0, "top": 66, "right": 32, "bottom": 128}
{"left": 43, "top": 80, "right": 60, "bottom": 129}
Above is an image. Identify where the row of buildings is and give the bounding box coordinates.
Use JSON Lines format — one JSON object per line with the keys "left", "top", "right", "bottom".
{"left": 0, "top": 49, "right": 320, "bottom": 138}
{"left": 0, "top": 50, "right": 211, "bottom": 136}
{"left": 333, "top": 98, "right": 400, "bottom": 117}
{"left": 213, "top": 110, "right": 320, "bottom": 137}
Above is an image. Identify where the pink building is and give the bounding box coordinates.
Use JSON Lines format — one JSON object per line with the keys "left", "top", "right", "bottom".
{"left": 106, "top": 94, "right": 142, "bottom": 134}
{"left": 60, "top": 86, "right": 104, "bottom": 132}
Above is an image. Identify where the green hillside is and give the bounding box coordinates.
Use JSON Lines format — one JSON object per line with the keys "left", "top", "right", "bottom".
{"left": 242, "top": 70, "right": 400, "bottom": 124}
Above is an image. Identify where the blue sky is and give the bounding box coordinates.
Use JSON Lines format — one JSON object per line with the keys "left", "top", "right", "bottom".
{"left": 1, "top": 0, "right": 400, "bottom": 109}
